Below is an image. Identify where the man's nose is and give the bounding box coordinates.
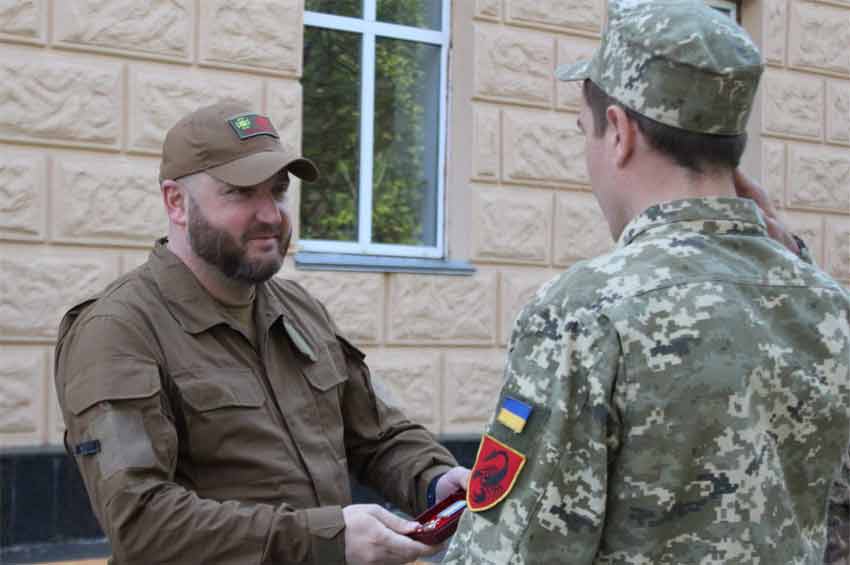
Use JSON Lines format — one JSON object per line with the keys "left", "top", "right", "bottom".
{"left": 256, "top": 193, "right": 282, "bottom": 225}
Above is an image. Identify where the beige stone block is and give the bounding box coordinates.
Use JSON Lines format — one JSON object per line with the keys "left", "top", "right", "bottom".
{"left": 762, "top": 70, "right": 824, "bottom": 141}
{"left": 503, "top": 108, "right": 587, "bottom": 186}
{"left": 787, "top": 143, "right": 850, "bottom": 212}
{"left": 282, "top": 271, "right": 383, "bottom": 344}
{"left": 475, "top": 0, "right": 502, "bottom": 20}
{"left": 121, "top": 251, "right": 151, "bottom": 274}
{"left": 473, "top": 104, "right": 500, "bottom": 180}
{"left": 789, "top": 1, "right": 850, "bottom": 76}
{"left": 556, "top": 37, "right": 598, "bottom": 110}
{"left": 128, "top": 66, "right": 263, "bottom": 154}
{"left": 472, "top": 185, "right": 553, "bottom": 265}
{"left": 827, "top": 80, "right": 850, "bottom": 145}
{"left": 474, "top": 23, "right": 554, "bottom": 107}
{"left": 783, "top": 210, "right": 825, "bottom": 266}
{"left": 764, "top": 0, "right": 788, "bottom": 65}
{"left": 0, "top": 346, "right": 47, "bottom": 447}
{"left": 443, "top": 349, "right": 505, "bottom": 434}
{"left": 553, "top": 190, "right": 612, "bottom": 268}
{"left": 362, "top": 348, "right": 440, "bottom": 429}
{"left": 267, "top": 80, "right": 303, "bottom": 161}
{"left": 500, "top": 268, "right": 557, "bottom": 345}
{"left": 507, "top": 0, "right": 603, "bottom": 33}
{"left": 388, "top": 272, "right": 497, "bottom": 344}
{"left": 0, "top": 246, "right": 118, "bottom": 339}
{"left": 0, "top": 150, "right": 45, "bottom": 240}
{"left": 52, "top": 156, "right": 166, "bottom": 246}
{"left": 763, "top": 140, "right": 787, "bottom": 209}
{"left": 0, "top": 49, "right": 121, "bottom": 148}
{"left": 54, "top": 0, "right": 191, "bottom": 60}
{"left": 200, "top": 0, "right": 301, "bottom": 75}
{"left": 0, "top": 0, "right": 44, "bottom": 42}
{"left": 826, "top": 215, "right": 850, "bottom": 280}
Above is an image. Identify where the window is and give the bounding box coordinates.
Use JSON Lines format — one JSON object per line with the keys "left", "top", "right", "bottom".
{"left": 301, "top": 1, "right": 450, "bottom": 259}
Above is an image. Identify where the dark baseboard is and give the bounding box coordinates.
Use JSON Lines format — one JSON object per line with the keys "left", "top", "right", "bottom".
{"left": 0, "top": 437, "right": 480, "bottom": 563}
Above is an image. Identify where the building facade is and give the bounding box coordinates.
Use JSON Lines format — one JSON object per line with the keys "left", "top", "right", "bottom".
{"left": 0, "top": 0, "right": 847, "bottom": 460}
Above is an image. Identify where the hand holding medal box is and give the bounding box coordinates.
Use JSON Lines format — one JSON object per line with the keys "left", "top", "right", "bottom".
{"left": 408, "top": 489, "right": 467, "bottom": 545}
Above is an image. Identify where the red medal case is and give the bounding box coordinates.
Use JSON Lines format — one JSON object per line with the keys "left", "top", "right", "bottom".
{"left": 408, "top": 489, "right": 467, "bottom": 545}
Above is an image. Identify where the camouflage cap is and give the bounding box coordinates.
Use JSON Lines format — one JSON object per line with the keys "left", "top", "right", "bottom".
{"left": 556, "top": 0, "right": 764, "bottom": 135}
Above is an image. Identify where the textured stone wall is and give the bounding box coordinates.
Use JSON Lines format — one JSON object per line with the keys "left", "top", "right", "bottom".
{"left": 0, "top": 0, "right": 847, "bottom": 449}
{"left": 761, "top": 0, "right": 850, "bottom": 287}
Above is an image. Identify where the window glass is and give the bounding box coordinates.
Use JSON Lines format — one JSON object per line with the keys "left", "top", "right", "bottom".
{"left": 301, "top": 27, "right": 361, "bottom": 242}
{"left": 302, "top": 0, "right": 448, "bottom": 257}
{"left": 377, "top": 0, "right": 441, "bottom": 30}
{"left": 372, "top": 38, "right": 440, "bottom": 245}
{"left": 305, "top": 0, "right": 362, "bottom": 18}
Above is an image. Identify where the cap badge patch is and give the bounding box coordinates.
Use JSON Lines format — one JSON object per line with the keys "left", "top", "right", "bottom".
{"left": 227, "top": 113, "right": 279, "bottom": 140}
{"left": 467, "top": 434, "right": 526, "bottom": 512}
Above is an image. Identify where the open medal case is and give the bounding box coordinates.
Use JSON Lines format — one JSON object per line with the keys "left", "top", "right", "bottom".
{"left": 408, "top": 489, "right": 467, "bottom": 545}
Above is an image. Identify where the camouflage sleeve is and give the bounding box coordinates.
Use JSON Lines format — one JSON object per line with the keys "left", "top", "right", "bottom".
{"left": 825, "top": 448, "right": 850, "bottom": 565}
{"left": 444, "top": 306, "right": 622, "bottom": 565}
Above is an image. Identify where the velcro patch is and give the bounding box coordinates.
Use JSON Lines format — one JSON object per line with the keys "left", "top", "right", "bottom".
{"left": 467, "top": 434, "right": 526, "bottom": 512}
{"left": 73, "top": 439, "right": 101, "bottom": 456}
{"left": 227, "top": 113, "right": 279, "bottom": 140}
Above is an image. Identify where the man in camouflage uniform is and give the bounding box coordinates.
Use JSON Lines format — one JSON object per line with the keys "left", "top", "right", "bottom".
{"left": 443, "top": 1, "right": 850, "bottom": 563}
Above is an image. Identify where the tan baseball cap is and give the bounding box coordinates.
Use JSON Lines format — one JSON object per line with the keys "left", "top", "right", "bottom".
{"left": 159, "top": 102, "right": 319, "bottom": 186}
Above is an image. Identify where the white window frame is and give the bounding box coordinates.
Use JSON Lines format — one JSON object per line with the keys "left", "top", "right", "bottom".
{"left": 302, "top": 1, "right": 451, "bottom": 259}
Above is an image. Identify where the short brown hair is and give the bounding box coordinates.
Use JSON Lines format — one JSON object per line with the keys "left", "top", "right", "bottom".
{"left": 582, "top": 80, "right": 747, "bottom": 175}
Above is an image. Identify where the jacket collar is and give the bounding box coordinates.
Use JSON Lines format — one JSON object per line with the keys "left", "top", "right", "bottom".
{"left": 616, "top": 197, "right": 768, "bottom": 249}
{"left": 149, "top": 239, "right": 286, "bottom": 335}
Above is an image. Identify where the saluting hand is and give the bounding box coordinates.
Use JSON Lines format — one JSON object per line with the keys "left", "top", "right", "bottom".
{"left": 342, "top": 504, "right": 442, "bottom": 565}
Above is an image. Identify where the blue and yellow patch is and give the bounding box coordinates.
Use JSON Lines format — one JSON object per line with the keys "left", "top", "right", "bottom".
{"left": 496, "top": 396, "right": 532, "bottom": 434}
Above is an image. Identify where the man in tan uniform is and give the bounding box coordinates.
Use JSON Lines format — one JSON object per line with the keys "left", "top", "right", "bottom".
{"left": 54, "top": 102, "right": 469, "bottom": 565}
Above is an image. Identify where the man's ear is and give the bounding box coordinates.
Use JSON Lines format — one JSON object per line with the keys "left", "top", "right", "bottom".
{"left": 162, "top": 179, "right": 188, "bottom": 227}
{"left": 606, "top": 105, "right": 636, "bottom": 168}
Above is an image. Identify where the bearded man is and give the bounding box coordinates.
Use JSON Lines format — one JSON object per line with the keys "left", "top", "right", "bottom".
{"left": 54, "top": 102, "right": 468, "bottom": 565}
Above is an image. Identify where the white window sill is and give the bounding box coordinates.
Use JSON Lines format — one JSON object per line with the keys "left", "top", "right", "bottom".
{"left": 294, "top": 252, "right": 475, "bottom": 276}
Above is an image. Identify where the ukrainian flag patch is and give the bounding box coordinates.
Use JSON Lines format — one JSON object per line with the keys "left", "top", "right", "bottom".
{"left": 496, "top": 396, "right": 532, "bottom": 434}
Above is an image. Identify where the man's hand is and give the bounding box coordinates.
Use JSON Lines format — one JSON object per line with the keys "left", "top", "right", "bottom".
{"left": 342, "top": 504, "right": 441, "bottom": 565}
{"left": 733, "top": 169, "right": 800, "bottom": 255}
{"left": 435, "top": 466, "right": 470, "bottom": 504}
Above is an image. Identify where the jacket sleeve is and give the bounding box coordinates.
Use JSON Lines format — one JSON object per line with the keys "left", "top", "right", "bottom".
{"left": 335, "top": 334, "right": 457, "bottom": 516}
{"left": 56, "top": 313, "right": 345, "bottom": 565}
{"left": 443, "top": 310, "right": 622, "bottom": 565}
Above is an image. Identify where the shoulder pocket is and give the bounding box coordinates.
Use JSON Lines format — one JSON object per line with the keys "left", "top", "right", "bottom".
{"left": 175, "top": 368, "right": 264, "bottom": 411}
{"left": 66, "top": 358, "right": 161, "bottom": 416}
{"left": 302, "top": 340, "right": 348, "bottom": 392}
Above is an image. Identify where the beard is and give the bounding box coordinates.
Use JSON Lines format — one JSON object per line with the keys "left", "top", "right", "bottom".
{"left": 187, "top": 194, "right": 290, "bottom": 284}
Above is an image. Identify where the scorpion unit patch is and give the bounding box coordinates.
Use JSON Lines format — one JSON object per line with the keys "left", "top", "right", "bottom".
{"left": 467, "top": 434, "right": 526, "bottom": 512}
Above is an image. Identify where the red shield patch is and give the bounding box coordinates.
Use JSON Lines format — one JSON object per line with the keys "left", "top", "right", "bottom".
{"left": 467, "top": 434, "right": 526, "bottom": 512}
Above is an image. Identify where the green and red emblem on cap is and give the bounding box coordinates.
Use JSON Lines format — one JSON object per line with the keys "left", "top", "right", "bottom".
{"left": 467, "top": 434, "right": 526, "bottom": 512}
{"left": 227, "top": 113, "right": 279, "bottom": 140}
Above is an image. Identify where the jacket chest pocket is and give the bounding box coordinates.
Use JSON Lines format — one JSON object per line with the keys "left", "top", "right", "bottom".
{"left": 300, "top": 340, "right": 348, "bottom": 456}
{"left": 172, "top": 368, "right": 266, "bottom": 462}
